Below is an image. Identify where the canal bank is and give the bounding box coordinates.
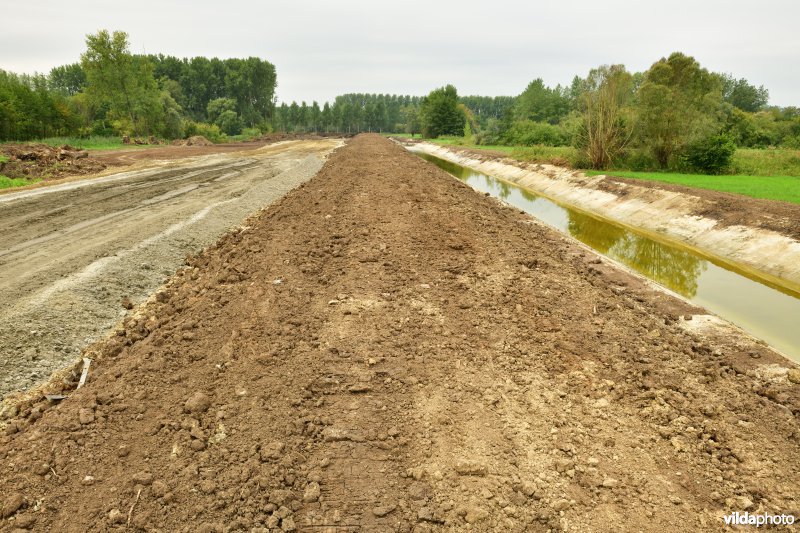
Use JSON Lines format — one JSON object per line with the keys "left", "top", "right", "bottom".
{"left": 410, "top": 148, "right": 800, "bottom": 363}
{"left": 408, "top": 142, "right": 800, "bottom": 294}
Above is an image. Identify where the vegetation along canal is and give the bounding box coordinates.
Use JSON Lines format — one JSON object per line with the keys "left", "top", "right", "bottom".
{"left": 414, "top": 151, "right": 800, "bottom": 363}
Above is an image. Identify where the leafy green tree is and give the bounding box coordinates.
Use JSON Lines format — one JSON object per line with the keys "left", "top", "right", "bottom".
{"left": 207, "top": 97, "right": 237, "bottom": 123}
{"left": 81, "top": 30, "right": 163, "bottom": 136}
{"left": 637, "top": 52, "right": 722, "bottom": 168}
{"left": 401, "top": 105, "right": 420, "bottom": 136}
{"left": 576, "top": 64, "right": 635, "bottom": 169}
{"left": 514, "top": 79, "right": 571, "bottom": 124}
{"left": 48, "top": 63, "right": 86, "bottom": 96}
{"left": 419, "top": 85, "right": 465, "bottom": 138}
{"left": 717, "top": 73, "right": 769, "bottom": 112}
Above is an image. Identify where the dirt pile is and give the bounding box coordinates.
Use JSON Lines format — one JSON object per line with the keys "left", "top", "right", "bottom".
{"left": 171, "top": 135, "right": 215, "bottom": 147}
{"left": 0, "top": 135, "right": 797, "bottom": 531}
{"left": 0, "top": 144, "right": 106, "bottom": 180}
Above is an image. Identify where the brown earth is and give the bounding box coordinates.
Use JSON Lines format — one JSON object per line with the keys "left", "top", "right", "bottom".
{"left": 92, "top": 142, "right": 273, "bottom": 167}
{"left": 0, "top": 134, "right": 798, "bottom": 532}
{"left": 0, "top": 144, "right": 107, "bottom": 180}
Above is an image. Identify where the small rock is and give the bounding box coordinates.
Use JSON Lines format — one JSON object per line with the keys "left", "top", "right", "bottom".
{"left": 787, "top": 368, "right": 800, "bottom": 384}
{"left": 184, "top": 392, "right": 211, "bottom": 414}
{"left": 372, "top": 504, "right": 397, "bottom": 517}
{"left": 303, "top": 482, "right": 320, "bottom": 503}
{"left": 593, "top": 398, "right": 609, "bottom": 408}
{"left": 199, "top": 479, "right": 216, "bottom": 494}
{"left": 108, "top": 508, "right": 125, "bottom": 524}
{"left": 601, "top": 477, "right": 619, "bottom": 488}
{"left": 132, "top": 471, "right": 154, "bottom": 485}
{"left": 1, "top": 493, "right": 24, "bottom": 518}
{"left": 79, "top": 408, "right": 95, "bottom": 425}
{"left": 281, "top": 516, "right": 296, "bottom": 532}
{"left": 454, "top": 460, "right": 487, "bottom": 476}
{"left": 348, "top": 383, "right": 372, "bottom": 393}
{"left": 82, "top": 475, "right": 95, "bottom": 486}
{"left": 552, "top": 499, "right": 571, "bottom": 512}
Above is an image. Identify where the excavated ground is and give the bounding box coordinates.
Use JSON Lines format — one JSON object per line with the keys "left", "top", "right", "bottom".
{"left": 0, "top": 135, "right": 798, "bottom": 532}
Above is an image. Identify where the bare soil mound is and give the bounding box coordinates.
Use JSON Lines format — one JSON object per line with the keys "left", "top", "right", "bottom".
{"left": 0, "top": 135, "right": 797, "bottom": 531}
{"left": 171, "top": 135, "right": 215, "bottom": 147}
{"left": 0, "top": 144, "right": 106, "bottom": 180}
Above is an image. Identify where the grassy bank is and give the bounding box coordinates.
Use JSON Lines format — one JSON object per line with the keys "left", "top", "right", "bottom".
{"left": 585, "top": 170, "right": 800, "bottom": 204}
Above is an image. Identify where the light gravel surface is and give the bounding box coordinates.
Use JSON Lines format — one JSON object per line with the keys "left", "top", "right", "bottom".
{"left": 0, "top": 139, "right": 341, "bottom": 396}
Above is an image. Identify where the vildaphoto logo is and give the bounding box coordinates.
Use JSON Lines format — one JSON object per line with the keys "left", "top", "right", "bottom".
{"left": 723, "top": 512, "right": 796, "bottom": 527}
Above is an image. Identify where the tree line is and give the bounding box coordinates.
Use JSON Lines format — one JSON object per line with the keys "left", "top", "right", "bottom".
{"left": 0, "top": 30, "right": 277, "bottom": 142}
{"left": 470, "top": 53, "right": 799, "bottom": 171}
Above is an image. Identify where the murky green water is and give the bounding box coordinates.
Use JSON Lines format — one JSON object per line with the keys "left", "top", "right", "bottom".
{"left": 415, "top": 151, "right": 800, "bottom": 362}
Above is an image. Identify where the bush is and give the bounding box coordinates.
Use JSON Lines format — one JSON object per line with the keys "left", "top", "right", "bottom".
{"left": 681, "top": 134, "right": 736, "bottom": 174}
{"left": 502, "top": 120, "right": 568, "bottom": 147}
{"left": 184, "top": 121, "right": 226, "bottom": 143}
{"left": 215, "top": 110, "right": 243, "bottom": 136}
{"left": 618, "top": 149, "right": 659, "bottom": 171}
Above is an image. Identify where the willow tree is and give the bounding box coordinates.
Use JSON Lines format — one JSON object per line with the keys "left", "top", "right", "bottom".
{"left": 577, "top": 64, "right": 634, "bottom": 169}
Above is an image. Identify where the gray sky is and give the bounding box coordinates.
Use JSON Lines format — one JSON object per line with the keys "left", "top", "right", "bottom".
{"left": 1, "top": 0, "right": 798, "bottom": 106}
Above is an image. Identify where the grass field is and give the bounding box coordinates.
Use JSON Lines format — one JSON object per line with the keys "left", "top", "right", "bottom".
{"left": 26, "top": 136, "right": 143, "bottom": 151}
{"left": 585, "top": 170, "right": 800, "bottom": 204}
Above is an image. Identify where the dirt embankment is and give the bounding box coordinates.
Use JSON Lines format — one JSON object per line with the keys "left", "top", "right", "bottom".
{"left": 408, "top": 142, "right": 800, "bottom": 292}
{"left": 0, "top": 135, "right": 798, "bottom": 532}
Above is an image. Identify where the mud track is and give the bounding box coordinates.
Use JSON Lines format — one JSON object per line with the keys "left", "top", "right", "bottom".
{"left": 0, "top": 135, "right": 798, "bottom": 532}
{"left": 0, "top": 139, "right": 340, "bottom": 395}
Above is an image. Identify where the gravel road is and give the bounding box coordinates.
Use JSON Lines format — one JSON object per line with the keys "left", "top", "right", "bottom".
{"left": 0, "top": 139, "right": 341, "bottom": 396}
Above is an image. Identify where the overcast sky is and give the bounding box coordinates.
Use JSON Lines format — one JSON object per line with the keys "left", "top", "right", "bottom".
{"left": 1, "top": 0, "right": 798, "bottom": 106}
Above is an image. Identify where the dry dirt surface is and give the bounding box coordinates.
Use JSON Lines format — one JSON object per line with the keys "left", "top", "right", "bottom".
{"left": 0, "top": 135, "right": 798, "bottom": 532}
{"left": 92, "top": 142, "right": 275, "bottom": 167}
{"left": 0, "top": 139, "right": 340, "bottom": 396}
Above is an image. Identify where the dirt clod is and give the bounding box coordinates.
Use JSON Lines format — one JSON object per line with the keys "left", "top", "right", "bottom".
{"left": 184, "top": 392, "right": 211, "bottom": 414}
{"left": 1, "top": 493, "right": 24, "bottom": 518}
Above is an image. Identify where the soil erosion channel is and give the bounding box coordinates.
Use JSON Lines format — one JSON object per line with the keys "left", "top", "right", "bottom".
{"left": 414, "top": 151, "right": 800, "bottom": 363}
{"left": 0, "top": 139, "right": 341, "bottom": 396}
{"left": 0, "top": 135, "right": 797, "bottom": 532}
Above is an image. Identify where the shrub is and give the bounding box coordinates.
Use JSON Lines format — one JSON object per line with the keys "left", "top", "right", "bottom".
{"left": 618, "top": 148, "right": 659, "bottom": 171}
{"left": 216, "top": 110, "right": 243, "bottom": 136}
{"left": 681, "top": 134, "right": 736, "bottom": 174}
{"left": 184, "top": 121, "right": 226, "bottom": 143}
{"left": 502, "top": 120, "right": 568, "bottom": 147}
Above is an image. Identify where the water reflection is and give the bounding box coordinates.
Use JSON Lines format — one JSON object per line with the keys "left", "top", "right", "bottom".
{"left": 414, "top": 150, "right": 800, "bottom": 361}
{"left": 567, "top": 210, "right": 707, "bottom": 297}
{"left": 418, "top": 151, "right": 706, "bottom": 298}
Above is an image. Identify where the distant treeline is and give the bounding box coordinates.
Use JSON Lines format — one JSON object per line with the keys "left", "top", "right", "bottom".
{"left": 272, "top": 94, "right": 515, "bottom": 136}
{"left": 273, "top": 52, "right": 798, "bottom": 173}
{"left": 0, "top": 30, "right": 276, "bottom": 142}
